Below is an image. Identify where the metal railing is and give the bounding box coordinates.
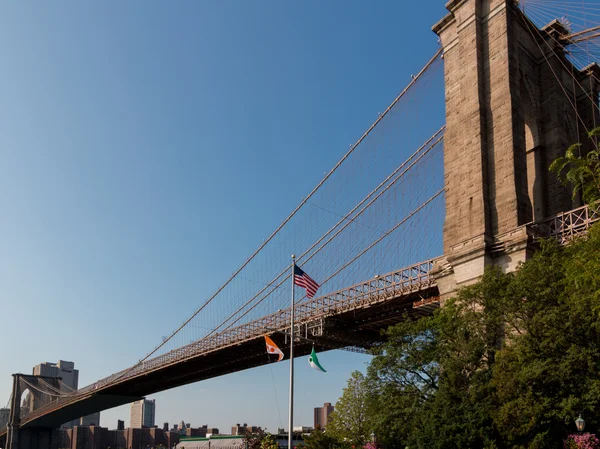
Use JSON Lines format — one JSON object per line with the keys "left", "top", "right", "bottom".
{"left": 528, "top": 202, "right": 599, "bottom": 243}
{"left": 15, "top": 259, "right": 436, "bottom": 428}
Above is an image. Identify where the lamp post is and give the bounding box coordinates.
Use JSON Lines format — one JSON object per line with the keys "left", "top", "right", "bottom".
{"left": 576, "top": 415, "right": 586, "bottom": 433}
{"left": 370, "top": 432, "right": 376, "bottom": 444}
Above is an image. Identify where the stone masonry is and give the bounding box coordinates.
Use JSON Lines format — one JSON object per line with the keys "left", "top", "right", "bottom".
{"left": 432, "top": 0, "right": 600, "bottom": 298}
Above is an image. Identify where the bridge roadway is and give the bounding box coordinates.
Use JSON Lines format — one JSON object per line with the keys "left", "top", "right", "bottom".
{"left": 1, "top": 202, "right": 597, "bottom": 440}
{"left": 1, "top": 259, "right": 440, "bottom": 434}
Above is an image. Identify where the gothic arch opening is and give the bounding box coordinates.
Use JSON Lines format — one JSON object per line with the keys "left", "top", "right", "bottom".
{"left": 521, "top": 77, "right": 545, "bottom": 222}
{"left": 19, "top": 387, "right": 33, "bottom": 419}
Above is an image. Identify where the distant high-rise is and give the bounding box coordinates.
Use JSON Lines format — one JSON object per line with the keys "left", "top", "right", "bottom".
{"left": 31, "top": 360, "right": 100, "bottom": 428}
{"left": 232, "top": 424, "right": 260, "bottom": 436}
{"left": 0, "top": 408, "right": 9, "bottom": 429}
{"left": 20, "top": 394, "right": 30, "bottom": 419}
{"left": 130, "top": 399, "right": 156, "bottom": 428}
{"left": 33, "top": 361, "right": 79, "bottom": 391}
{"left": 314, "top": 402, "right": 334, "bottom": 429}
{"left": 118, "top": 420, "right": 125, "bottom": 431}
{"left": 145, "top": 400, "right": 156, "bottom": 428}
{"left": 231, "top": 424, "right": 246, "bottom": 436}
{"left": 163, "top": 422, "right": 169, "bottom": 432}
{"left": 79, "top": 413, "right": 100, "bottom": 426}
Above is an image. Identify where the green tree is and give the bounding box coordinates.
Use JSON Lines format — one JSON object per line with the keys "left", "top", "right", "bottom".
{"left": 491, "top": 229, "right": 600, "bottom": 448}
{"left": 244, "top": 428, "right": 270, "bottom": 449}
{"left": 303, "top": 428, "right": 340, "bottom": 449}
{"left": 327, "top": 371, "right": 373, "bottom": 446}
{"left": 550, "top": 127, "right": 600, "bottom": 208}
{"left": 260, "top": 433, "right": 279, "bottom": 449}
{"left": 367, "top": 269, "right": 508, "bottom": 449}
{"left": 360, "top": 225, "right": 600, "bottom": 449}
{"left": 366, "top": 314, "right": 440, "bottom": 449}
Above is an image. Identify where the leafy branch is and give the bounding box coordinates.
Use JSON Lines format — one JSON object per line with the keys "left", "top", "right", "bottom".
{"left": 550, "top": 127, "right": 600, "bottom": 210}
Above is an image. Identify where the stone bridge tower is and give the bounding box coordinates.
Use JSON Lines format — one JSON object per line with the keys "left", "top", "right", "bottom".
{"left": 432, "top": 0, "right": 600, "bottom": 297}
{"left": 6, "top": 374, "right": 62, "bottom": 449}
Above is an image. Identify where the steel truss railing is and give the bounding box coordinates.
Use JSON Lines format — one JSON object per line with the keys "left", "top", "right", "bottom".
{"left": 528, "top": 202, "right": 599, "bottom": 243}
{"left": 16, "top": 259, "right": 436, "bottom": 427}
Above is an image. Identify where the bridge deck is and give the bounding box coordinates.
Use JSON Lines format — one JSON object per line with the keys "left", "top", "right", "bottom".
{"left": 4, "top": 259, "right": 439, "bottom": 432}
{"left": 5, "top": 204, "right": 599, "bottom": 435}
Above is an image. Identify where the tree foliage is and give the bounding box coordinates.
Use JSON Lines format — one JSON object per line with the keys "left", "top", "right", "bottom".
{"left": 367, "top": 267, "right": 508, "bottom": 449}
{"left": 491, "top": 234, "right": 600, "bottom": 448}
{"left": 303, "top": 428, "right": 340, "bottom": 449}
{"left": 330, "top": 226, "right": 600, "bottom": 449}
{"left": 243, "top": 430, "right": 280, "bottom": 449}
{"left": 326, "top": 371, "right": 374, "bottom": 446}
{"left": 550, "top": 127, "right": 600, "bottom": 208}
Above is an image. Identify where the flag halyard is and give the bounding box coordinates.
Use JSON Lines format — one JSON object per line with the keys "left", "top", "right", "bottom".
{"left": 293, "top": 265, "right": 320, "bottom": 298}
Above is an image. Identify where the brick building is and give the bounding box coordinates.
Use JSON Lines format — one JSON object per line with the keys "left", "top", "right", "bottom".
{"left": 314, "top": 402, "right": 334, "bottom": 429}
{"left": 186, "top": 426, "right": 208, "bottom": 438}
{"left": 231, "top": 424, "right": 260, "bottom": 436}
{"left": 55, "top": 426, "right": 180, "bottom": 449}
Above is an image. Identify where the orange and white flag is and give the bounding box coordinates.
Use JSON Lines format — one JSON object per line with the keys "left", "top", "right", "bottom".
{"left": 264, "top": 335, "right": 284, "bottom": 362}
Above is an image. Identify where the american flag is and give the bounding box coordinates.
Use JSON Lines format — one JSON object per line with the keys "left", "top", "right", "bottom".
{"left": 293, "top": 265, "right": 320, "bottom": 298}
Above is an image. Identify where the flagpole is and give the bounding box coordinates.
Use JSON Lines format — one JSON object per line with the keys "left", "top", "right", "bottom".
{"left": 288, "top": 254, "right": 295, "bottom": 449}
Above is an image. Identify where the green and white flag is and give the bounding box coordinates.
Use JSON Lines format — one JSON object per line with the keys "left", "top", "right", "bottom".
{"left": 308, "top": 346, "right": 326, "bottom": 373}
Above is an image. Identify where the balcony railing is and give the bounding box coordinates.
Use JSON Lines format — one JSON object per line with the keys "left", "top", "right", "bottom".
{"left": 528, "top": 202, "right": 599, "bottom": 244}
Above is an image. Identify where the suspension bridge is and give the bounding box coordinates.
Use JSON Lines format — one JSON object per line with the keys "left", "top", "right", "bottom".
{"left": 3, "top": 1, "right": 600, "bottom": 448}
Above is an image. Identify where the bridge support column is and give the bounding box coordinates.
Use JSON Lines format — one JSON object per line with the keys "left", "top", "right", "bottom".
{"left": 432, "top": 0, "right": 600, "bottom": 297}
{"left": 6, "top": 374, "right": 63, "bottom": 449}
{"left": 7, "top": 375, "right": 21, "bottom": 449}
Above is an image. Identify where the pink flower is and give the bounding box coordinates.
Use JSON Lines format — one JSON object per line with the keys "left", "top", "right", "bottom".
{"left": 564, "top": 433, "right": 599, "bottom": 449}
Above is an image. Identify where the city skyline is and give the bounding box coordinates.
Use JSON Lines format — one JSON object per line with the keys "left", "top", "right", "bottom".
{"left": 91, "top": 400, "right": 335, "bottom": 433}
{"left": 0, "top": 0, "right": 446, "bottom": 433}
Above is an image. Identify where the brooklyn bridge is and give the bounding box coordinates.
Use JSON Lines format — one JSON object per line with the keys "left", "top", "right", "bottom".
{"left": 3, "top": 1, "right": 600, "bottom": 448}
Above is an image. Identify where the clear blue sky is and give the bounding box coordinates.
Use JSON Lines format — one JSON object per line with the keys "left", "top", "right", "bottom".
{"left": 0, "top": 1, "right": 447, "bottom": 432}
